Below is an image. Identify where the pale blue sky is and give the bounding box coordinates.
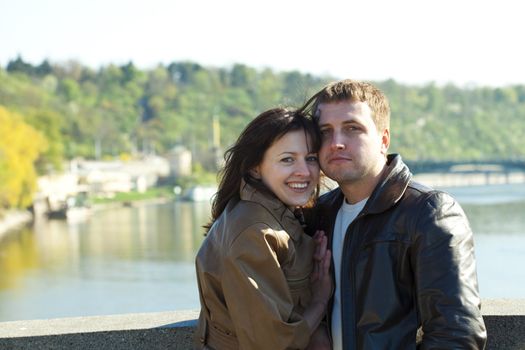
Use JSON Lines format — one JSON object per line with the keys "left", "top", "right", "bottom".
{"left": 1, "top": 0, "right": 524, "bottom": 87}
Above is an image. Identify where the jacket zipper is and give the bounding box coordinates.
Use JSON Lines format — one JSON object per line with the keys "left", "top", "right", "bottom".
{"left": 341, "top": 212, "right": 365, "bottom": 350}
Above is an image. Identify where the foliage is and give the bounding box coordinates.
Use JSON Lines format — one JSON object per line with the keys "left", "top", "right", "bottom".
{"left": 1, "top": 56, "right": 525, "bottom": 208}
{"left": 1, "top": 58, "right": 330, "bottom": 168}
{"left": 173, "top": 164, "right": 218, "bottom": 190}
{"left": 0, "top": 106, "right": 48, "bottom": 209}
{"left": 90, "top": 186, "right": 174, "bottom": 205}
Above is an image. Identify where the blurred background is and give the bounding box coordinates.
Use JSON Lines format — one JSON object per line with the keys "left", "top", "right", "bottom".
{"left": 1, "top": 0, "right": 524, "bottom": 322}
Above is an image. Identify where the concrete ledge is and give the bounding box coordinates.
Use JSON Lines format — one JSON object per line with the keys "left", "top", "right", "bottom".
{"left": 0, "top": 310, "right": 199, "bottom": 350}
{"left": 481, "top": 299, "right": 525, "bottom": 350}
{"left": 0, "top": 210, "right": 32, "bottom": 240}
{"left": 0, "top": 300, "right": 524, "bottom": 349}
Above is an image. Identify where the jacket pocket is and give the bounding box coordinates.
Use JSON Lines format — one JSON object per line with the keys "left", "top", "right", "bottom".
{"left": 206, "top": 322, "right": 238, "bottom": 349}
{"left": 287, "top": 276, "right": 312, "bottom": 310}
{"left": 362, "top": 231, "right": 411, "bottom": 248}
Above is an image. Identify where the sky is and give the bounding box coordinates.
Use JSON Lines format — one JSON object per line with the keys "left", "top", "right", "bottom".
{"left": 1, "top": 0, "right": 524, "bottom": 87}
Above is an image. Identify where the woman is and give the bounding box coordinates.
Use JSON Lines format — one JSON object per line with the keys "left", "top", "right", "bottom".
{"left": 194, "top": 107, "right": 332, "bottom": 349}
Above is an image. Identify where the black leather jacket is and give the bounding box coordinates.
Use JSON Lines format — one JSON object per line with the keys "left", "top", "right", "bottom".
{"left": 314, "top": 154, "right": 487, "bottom": 349}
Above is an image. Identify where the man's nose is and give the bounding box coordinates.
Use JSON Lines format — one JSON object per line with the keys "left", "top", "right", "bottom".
{"left": 329, "top": 132, "right": 345, "bottom": 151}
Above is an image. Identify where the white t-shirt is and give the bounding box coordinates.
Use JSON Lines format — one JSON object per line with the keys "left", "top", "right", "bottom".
{"left": 331, "top": 197, "right": 368, "bottom": 350}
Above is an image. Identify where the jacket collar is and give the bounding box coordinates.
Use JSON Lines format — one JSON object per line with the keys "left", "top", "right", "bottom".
{"left": 363, "top": 154, "right": 412, "bottom": 214}
{"left": 321, "top": 154, "right": 411, "bottom": 216}
{"left": 239, "top": 181, "right": 305, "bottom": 241}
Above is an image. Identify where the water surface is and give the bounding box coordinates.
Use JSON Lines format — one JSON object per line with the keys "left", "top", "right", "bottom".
{"left": 0, "top": 184, "right": 524, "bottom": 322}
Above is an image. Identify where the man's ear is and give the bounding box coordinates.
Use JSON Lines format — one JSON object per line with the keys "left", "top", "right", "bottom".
{"left": 250, "top": 167, "right": 261, "bottom": 179}
{"left": 381, "top": 128, "right": 390, "bottom": 155}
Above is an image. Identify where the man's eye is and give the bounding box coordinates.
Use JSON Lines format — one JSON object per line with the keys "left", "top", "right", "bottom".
{"left": 320, "top": 129, "right": 331, "bottom": 137}
{"left": 344, "top": 125, "right": 359, "bottom": 132}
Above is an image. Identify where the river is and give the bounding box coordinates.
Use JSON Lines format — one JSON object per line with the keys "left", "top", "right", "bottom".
{"left": 0, "top": 183, "right": 524, "bottom": 322}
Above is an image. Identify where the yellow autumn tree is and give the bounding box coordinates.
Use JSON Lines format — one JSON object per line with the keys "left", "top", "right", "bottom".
{"left": 0, "top": 106, "right": 48, "bottom": 209}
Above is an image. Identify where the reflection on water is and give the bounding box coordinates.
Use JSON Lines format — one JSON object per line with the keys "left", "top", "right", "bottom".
{"left": 1, "top": 183, "right": 525, "bottom": 322}
{"left": 440, "top": 183, "right": 525, "bottom": 205}
{"left": 462, "top": 201, "right": 525, "bottom": 235}
{"left": 0, "top": 228, "right": 40, "bottom": 290}
{"left": 442, "top": 184, "right": 525, "bottom": 298}
{"left": 0, "top": 201, "right": 209, "bottom": 322}
{"left": 464, "top": 200, "right": 525, "bottom": 298}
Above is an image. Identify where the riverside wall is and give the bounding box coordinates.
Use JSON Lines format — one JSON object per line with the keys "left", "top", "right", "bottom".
{"left": 0, "top": 210, "right": 32, "bottom": 241}
{"left": 413, "top": 171, "right": 525, "bottom": 187}
{"left": 0, "top": 299, "right": 524, "bottom": 349}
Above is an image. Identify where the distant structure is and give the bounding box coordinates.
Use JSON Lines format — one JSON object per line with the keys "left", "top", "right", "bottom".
{"left": 167, "top": 145, "right": 192, "bottom": 177}
{"left": 70, "top": 156, "right": 170, "bottom": 195}
{"left": 33, "top": 155, "right": 171, "bottom": 218}
{"left": 211, "top": 114, "right": 223, "bottom": 170}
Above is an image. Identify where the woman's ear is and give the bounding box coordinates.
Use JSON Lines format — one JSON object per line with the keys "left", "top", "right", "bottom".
{"left": 250, "top": 167, "right": 261, "bottom": 179}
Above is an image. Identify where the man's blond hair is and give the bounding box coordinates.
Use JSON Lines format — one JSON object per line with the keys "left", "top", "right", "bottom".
{"left": 307, "top": 79, "right": 390, "bottom": 132}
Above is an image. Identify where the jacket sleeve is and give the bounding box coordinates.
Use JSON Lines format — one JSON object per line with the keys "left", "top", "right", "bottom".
{"left": 412, "top": 191, "right": 487, "bottom": 349}
{"left": 221, "top": 222, "right": 312, "bottom": 350}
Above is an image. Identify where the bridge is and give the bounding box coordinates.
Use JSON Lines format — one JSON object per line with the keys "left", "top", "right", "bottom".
{"left": 404, "top": 159, "right": 525, "bottom": 174}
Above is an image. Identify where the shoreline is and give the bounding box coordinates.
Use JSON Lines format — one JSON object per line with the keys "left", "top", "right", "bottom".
{"left": 90, "top": 196, "right": 174, "bottom": 211}
{"left": 413, "top": 172, "right": 525, "bottom": 188}
{"left": 2, "top": 176, "right": 523, "bottom": 239}
{"left": 0, "top": 210, "right": 32, "bottom": 241}
{"left": 0, "top": 197, "right": 174, "bottom": 241}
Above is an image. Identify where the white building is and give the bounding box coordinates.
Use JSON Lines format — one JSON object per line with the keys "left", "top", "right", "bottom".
{"left": 166, "top": 145, "right": 192, "bottom": 177}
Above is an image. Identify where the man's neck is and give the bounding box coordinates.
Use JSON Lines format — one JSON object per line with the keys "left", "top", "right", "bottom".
{"left": 339, "top": 164, "right": 386, "bottom": 205}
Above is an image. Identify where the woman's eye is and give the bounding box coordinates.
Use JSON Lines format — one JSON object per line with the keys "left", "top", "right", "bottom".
{"left": 280, "top": 157, "right": 294, "bottom": 163}
{"left": 306, "top": 155, "right": 318, "bottom": 162}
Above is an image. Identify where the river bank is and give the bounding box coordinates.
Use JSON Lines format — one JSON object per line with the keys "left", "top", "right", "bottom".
{"left": 2, "top": 171, "right": 523, "bottom": 238}
{"left": 413, "top": 171, "right": 525, "bottom": 187}
{"left": 0, "top": 210, "right": 32, "bottom": 241}
{"left": 1, "top": 183, "right": 524, "bottom": 321}
{"left": 0, "top": 192, "right": 174, "bottom": 241}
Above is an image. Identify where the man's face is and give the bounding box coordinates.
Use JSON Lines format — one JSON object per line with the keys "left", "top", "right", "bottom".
{"left": 317, "top": 101, "right": 389, "bottom": 185}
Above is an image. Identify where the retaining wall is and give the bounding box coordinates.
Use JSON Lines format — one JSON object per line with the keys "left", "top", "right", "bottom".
{"left": 0, "top": 300, "right": 523, "bottom": 349}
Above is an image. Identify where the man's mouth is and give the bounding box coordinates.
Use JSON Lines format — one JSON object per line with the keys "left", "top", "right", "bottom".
{"left": 328, "top": 155, "right": 351, "bottom": 163}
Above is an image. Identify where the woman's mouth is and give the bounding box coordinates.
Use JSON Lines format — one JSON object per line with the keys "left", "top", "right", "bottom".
{"left": 287, "top": 182, "right": 309, "bottom": 190}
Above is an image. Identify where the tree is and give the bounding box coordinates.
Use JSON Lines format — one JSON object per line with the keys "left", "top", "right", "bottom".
{"left": 24, "top": 109, "right": 64, "bottom": 172}
{"left": 35, "top": 60, "right": 53, "bottom": 76}
{"left": 0, "top": 106, "right": 47, "bottom": 209}
{"left": 6, "top": 55, "right": 34, "bottom": 75}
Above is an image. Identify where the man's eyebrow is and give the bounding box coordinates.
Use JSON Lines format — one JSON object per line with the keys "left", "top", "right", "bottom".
{"left": 319, "top": 120, "right": 359, "bottom": 127}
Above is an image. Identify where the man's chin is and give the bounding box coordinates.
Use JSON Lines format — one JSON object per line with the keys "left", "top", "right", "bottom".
{"left": 323, "top": 170, "right": 359, "bottom": 184}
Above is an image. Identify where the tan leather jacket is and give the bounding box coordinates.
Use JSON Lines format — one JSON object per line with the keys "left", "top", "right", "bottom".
{"left": 194, "top": 182, "right": 315, "bottom": 349}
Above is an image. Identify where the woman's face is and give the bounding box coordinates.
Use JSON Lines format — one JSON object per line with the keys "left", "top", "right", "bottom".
{"left": 253, "top": 130, "right": 320, "bottom": 208}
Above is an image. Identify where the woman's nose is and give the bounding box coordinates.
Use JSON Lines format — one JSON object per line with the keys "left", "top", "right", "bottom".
{"left": 294, "top": 160, "right": 310, "bottom": 176}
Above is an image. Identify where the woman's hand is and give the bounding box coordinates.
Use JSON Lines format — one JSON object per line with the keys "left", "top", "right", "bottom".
{"left": 302, "top": 230, "right": 333, "bottom": 337}
{"left": 306, "top": 324, "right": 332, "bottom": 350}
{"left": 310, "top": 230, "right": 332, "bottom": 307}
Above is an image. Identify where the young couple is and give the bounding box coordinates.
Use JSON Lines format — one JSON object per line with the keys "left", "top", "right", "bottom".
{"left": 194, "top": 79, "right": 487, "bottom": 349}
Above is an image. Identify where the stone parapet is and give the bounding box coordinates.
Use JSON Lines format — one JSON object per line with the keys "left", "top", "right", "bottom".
{"left": 0, "top": 299, "right": 523, "bottom": 349}
{"left": 0, "top": 210, "right": 32, "bottom": 240}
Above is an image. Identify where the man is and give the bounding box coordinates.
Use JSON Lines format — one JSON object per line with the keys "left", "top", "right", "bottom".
{"left": 305, "top": 79, "right": 487, "bottom": 349}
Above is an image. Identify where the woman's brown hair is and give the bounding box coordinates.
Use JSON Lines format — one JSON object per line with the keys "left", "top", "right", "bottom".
{"left": 206, "top": 107, "right": 320, "bottom": 231}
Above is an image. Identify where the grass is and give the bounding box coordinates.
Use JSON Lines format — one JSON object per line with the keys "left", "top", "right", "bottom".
{"left": 90, "top": 186, "right": 175, "bottom": 205}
